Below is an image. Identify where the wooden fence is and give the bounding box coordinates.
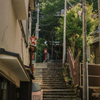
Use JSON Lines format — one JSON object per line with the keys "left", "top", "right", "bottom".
{"left": 80, "top": 63, "right": 100, "bottom": 88}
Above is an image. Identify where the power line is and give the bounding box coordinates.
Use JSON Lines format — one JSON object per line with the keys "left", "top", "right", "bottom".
{"left": 32, "top": 0, "right": 81, "bottom": 21}
{"left": 67, "top": 0, "right": 79, "bottom": 12}
{"left": 67, "top": 0, "right": 83, "bottom": 20}
{"left": 31, "top": 6, "right": 64, "bottom": 22}
{"left": 71, "top": 0, "right": 82, "bottom": 3}
{"left": 40, "top": 6, "right": 64, "bottom": 15}
{"left": 37, "top": 1, "right": 81, "bottom": 28}
{"left": 71, "top": 0, "right": 77, "bottom": 3}
{"left": 40, "top": 29, "right": 51, "bottom": 32}
{"left": 39, "top": 7, "right": 64, "bottom": 19}
{"left": 40, "top": 18, "right": 59, "bottom": 26}
{"left": 32, "top": 3, "right": 64, "bottom": 19}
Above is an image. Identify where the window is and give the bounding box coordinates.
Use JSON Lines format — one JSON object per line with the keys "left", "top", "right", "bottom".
{"left": 0, "top": 77, "right": 8, "bottom": 100}
{"left": 0, "top": 76, "right": 18, "bottom": 100}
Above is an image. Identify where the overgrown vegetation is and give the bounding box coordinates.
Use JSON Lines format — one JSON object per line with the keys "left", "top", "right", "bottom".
{"left": 62, "top": 64, "right": 72, "bottom": 85}
{"left": 56, "top": 4, "right": 98, "bottom": 62}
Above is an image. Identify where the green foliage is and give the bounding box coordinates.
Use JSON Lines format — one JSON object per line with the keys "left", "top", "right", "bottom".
{"left": 62, "top": 67, "right": 66, "bottom": 73}
{"left": 36, "top": 38, "right": 48, "bottom": 62}
{"left": 32, "top": 0, "right": 98, "bottom": 62}
{"left": 39, "top": 0, "right": 64, "bottom": 41}
{"left": 86, "top": 4, "right": 98, "bottom": 34}
{"left": 89, "top": 52, "right": 95, "bottom": 64}
{"left": 39, "top": 0, "right": 80, "bottom": 41}
{"left": 56, "top": 4, "right": 98, "bottom": 61}
{"left": 87, "top": 0, "right": 98, "bottom": 11}
{"left": 64, "top": 76, "right": 72, "bottom": 84}
{"left": 62, "top": 66, "right": 72, "bottom": 84}
{"left": 41, "top": 0, "right": 64, "bottom": 14}
{"left": 32, "top": 0, "right": 85, "bottom": 41}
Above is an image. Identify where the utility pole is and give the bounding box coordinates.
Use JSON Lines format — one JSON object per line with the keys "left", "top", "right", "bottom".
{"left": 35, "top": 1, "right": 40, "bottom": 63}
{"left": 51, "top": 34, "right": 53, "bottom": 59}
{"left": 62, "top": 0, "right": 67, "bottom": 67}
{"left": 36, "top": 2, "right": 40, "bottom": 39}
{"left": 82, "top": 0, "right": 88, "bottom": 100}
{"left": 98, "top": 0, "right": 100, "bottom": 58}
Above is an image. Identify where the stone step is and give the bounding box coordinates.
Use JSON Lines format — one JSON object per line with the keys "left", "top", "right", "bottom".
{"left": 34, "top": 75, "right": 64, "bottom": 78}
{"left": 40, "top": 84, "right": 67, "bottom": 87}
{"left": 34, "top": 71, "right": 63, "bottom": 74}
{"left": 34, "top": 75, "right": 63, "bottom": 77}
{"left": 38, "top": 80, "right": 66, "bottom": 83}
{"left": 40, "top": 69, "right": 62, "bottom": 72}
{"left": 39, "top": 82, "right": 66, "bottom": 85}
{"left": 40, "top": 86, "right": 69, "bottom": 89}
{"left": 35, "top": 69, "right": 62, "bottom": 71}
{"left": 42, "top": 89, "right": 75, "bottom": 92}
{"left": 35, "top": 62, "right": 79, "bottom": 100}
{"left": 41, "top": 78, "right": 64, "bottom": 80}
{"left": 41, "top": 87, "right": 73, "bottom": 89}
{"left": 43, "top": 95, "right": 77, "bottom": 98}
{"left": 41, "top": 74, "right": 63, "bottom": 76}
{"left": 33, "top": 82, "right": 67, "bottom": 86}
{"left": 34, "top": 78, "right": 64, "bottom": 80}
{"left": 35, "top": 68, "right": 63, "bottom": 70}
{"left": 34, "top": 73, "right": 63, "bottom": 76}
{"left": 41, "top": 70, "right": 63, "bottom": 72}
{"left": 43, "top": 91, "right": 76, "bottom": 95}
{"left": 34, "top": 69, "right": 62, "bottom": 73}
{"left": 33, "top": 80, "right": 66, "bottom": 84}
{"left": 34, "top": 79, "right": 65, "bottom": 81}
{"left": 47, "top": 64, "right": 62, "bottom": 66}
{"left": 43, "top": 69, "right": 62, "bottom": 71}
{"left": 34, "top": 78, "right": 65, "bottom": 80}
{"left": 47, "top": 65, "right": 62, "bottom": 67}
{"left": 34, "top": 77, "right": 64, "bottom": 79}
{"left": 43, "top": 97, "right": 78, "bottom": 100}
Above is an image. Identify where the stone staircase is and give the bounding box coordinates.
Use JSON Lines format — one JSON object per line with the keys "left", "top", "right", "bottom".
{"left": 33, "top": 62, "right": 79, "bottom": 100}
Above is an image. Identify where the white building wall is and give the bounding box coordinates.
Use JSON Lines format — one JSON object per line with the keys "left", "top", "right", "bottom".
{"left": 0, "top": 0, "right": 30, "bottom": 66}
{"left": 0, "top": 0, "right": 35, "bottom": 88}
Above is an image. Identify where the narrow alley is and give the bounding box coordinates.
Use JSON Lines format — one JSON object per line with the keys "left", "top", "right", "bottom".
{"left": 0, "top": 0, "right": 100, "bottom": 100}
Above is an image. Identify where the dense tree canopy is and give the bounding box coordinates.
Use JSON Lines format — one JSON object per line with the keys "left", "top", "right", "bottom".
{"left": 87, "top": 0, "right": 98, "bottom": 11}
{"left": 56, "top": 4, "right": 98, "bottom": 61}
{"left": 32, "top": 0, "right": 98, "bottom": 62}
{"left": 39, "top": 0, "right": 80, "bottom": 41}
